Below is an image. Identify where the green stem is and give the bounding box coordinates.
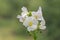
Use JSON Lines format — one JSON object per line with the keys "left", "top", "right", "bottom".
{"left": 33, "top": 31, "right": 37, "bottom": 40}
{"left": 29, "top": 31, "right": 37, "bottom": 40}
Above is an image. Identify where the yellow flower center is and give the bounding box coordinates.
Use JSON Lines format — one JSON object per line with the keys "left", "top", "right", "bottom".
{"left": 29, "top": 21, "right": 33, "bottom": 26}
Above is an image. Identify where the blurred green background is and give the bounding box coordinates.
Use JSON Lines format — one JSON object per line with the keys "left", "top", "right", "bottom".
{"left": 0, "top": 0, "right": 60, "bottom": 40}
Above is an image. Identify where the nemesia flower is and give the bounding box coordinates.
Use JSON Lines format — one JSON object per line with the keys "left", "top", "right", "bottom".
{"left": 21, "top": 7, "right": 28, "bottom": 17}
{"left": 17, "top": 6, "right": 47, "bottom": 40}
{"left": 17, "top": 15, "right": 25, "bottom": 22}
{"left": 31, "top": 6, "right": 46, "bottom": 30}
{"left": 17, "top": 6, "right": 46, "bottom": 31}
{"left": 38, "top": 7, "right": 46, "bottom": 30}
{"left": 23, "top": 17, "right": 38, "bottom": 32}
{"left": 32, "top": 6, "right": 43, "bottom": 20}
{"left": 17, "top": 7, "right": 29, "bottom": 22}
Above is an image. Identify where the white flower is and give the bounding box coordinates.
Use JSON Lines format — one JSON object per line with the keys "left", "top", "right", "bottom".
{"left": 32, "top": 6, "right": 46, "bottom": 30}
{"left": 32, "top": 6, "right": 43, "bottom": 20}
{"left": 17, "top": 7, "right": 29, "bottom": 22}
{"left": 17, "top": 6, "right": 46, "bottom": 31}
{"left": 39, "top": 17, "right": 46, "bottom": 30}
{"left": 21, "top": 6, "right": 28, "bottom": 17}
{"left": 17, "top": 15, "right": 24, "bottom": 22}
{"left": 23, "top": 17, "right": 38, "bottom": 32}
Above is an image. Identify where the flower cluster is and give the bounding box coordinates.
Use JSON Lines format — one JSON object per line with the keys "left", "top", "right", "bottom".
{"left": 17, "top": 6, "right": 46, "bottom": 32}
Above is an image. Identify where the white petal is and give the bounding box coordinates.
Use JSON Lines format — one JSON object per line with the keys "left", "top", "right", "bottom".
{"left": 17, "top": 15, "right": 21, "bottom": 18}
{"left": 40, "top": 17, "right": 45, "bottom": 26}
{"left": 33, "top": 18, "right": 38, "bottom": 25}
{"left": 23, "top": 20, "right": 28, "bottom": 27}
{"left": 40, "top": 25, "right": 46, "bottom": 30}
{"left": 19, "top": 16, "right": 24, "bottom": 22}
{"left": 21, "top": 12, "right": 28, "bottom": 17}
{"left": 21, "top": 7, "right": 28, "bottom": 12}
{"left": 37, "top": 6, "right": 42, "bottom": 14}
{"left": 27, "top": 27, "right": 33, "bottom": 32}
{"left": 37, "top": 6, "right": 43, "bottom": 20}
{"left": 32, "top": 11, "right": 36, "bottom": 16}
{"left": 23, "top": 17, "right": 29, "bottom": 27}
{"left": 27, "top": 25, "right": 37, "bottom": 32}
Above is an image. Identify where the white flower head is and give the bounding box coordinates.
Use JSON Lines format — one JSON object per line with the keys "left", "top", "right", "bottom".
{"left": 23, "top": 17, "right": 38, "bottom": 32}
{"left": 17, "top": 7, "right": 29, "bottom": 22}
{"left": 21, "top": 6, "right": 29, "bottom": 17}
{"left": 31, "top": 6, "right": 46, "bottom": 30}
{"left": 17, "top": 15, "right": 25, "bottom": 22}
{"left": 17, "top": 6, "right": 46, "bottom": 31}
{"left": 21, "top": 6, "right": 28, "bottom": 12}
{"left": 32, "top": 6, "right": 43, "bottom": 20}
